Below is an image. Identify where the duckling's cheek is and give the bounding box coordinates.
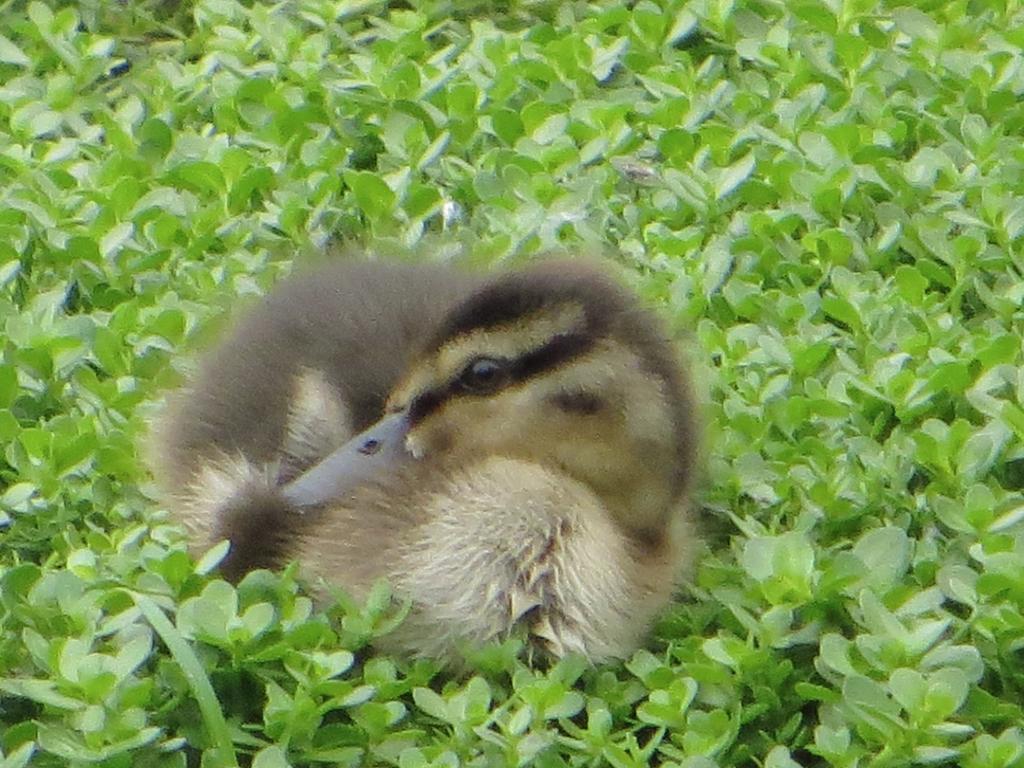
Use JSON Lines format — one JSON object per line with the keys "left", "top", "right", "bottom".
{"left": 405, "top": 423, "right": 454, "bottom": 459}
{"left": 406, "top": 434, "right": 428, "bottom": 460}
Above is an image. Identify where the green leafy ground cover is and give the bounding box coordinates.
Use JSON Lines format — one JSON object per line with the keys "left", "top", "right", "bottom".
{"left": 2, "top": 0, "right": 1024, "bottom": 765}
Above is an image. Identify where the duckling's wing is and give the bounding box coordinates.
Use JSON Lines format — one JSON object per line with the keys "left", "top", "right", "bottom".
{"left": 155, "top": 260, "right": 478, "bottom": 492}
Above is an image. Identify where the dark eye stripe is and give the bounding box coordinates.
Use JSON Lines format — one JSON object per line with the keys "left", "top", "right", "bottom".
{"left": 407, "top": 389, "right": 445, "bottom": 425}
{"left": 509, "top": 333, "right": 592, "bottom": 382}
{"left": 406, "top": 332, "right": 594, "bottom": 425}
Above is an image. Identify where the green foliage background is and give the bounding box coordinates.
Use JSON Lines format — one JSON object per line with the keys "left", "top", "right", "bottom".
{"left": 2, "top": 0, "right": 1024, "bottom": 766}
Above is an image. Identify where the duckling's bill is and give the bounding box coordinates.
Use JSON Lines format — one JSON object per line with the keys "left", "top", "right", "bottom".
{"left": 281, "top": 411, "right": 414, "bottom": 510}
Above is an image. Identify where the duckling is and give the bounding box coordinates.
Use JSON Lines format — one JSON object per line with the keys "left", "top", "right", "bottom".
{"left": 152, "top": 257, "right": 698, "bottom": 663}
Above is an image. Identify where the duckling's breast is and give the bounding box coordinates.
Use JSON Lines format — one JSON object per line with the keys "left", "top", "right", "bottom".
{"left": 299, "top": 457, "right": 684, "bottom": 663}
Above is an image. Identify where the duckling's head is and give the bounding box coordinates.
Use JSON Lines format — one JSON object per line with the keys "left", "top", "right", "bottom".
{"left": 378, "top": 260, "right": 697, "bottom": 544}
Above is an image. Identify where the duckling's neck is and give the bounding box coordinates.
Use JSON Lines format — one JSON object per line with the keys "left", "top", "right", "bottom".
{"left": 539, "top": 445, "right": 674, "bottom": 550}
{"left": 587, "top": 479, "right": 673, "bottom": 550}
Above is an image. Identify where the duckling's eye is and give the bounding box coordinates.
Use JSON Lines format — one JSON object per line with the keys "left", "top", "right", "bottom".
{"left": 457, "top": 357, "right": 510, "bottom": 394}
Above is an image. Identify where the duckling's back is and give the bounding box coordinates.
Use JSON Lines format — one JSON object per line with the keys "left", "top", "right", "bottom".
{"left": 155, "top": 259, "right": 480, "bottom": 495}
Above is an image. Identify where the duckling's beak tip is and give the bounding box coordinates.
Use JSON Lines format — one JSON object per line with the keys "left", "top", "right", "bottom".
{"left": 282, "top": 411, "right": 415, "bottom": 509}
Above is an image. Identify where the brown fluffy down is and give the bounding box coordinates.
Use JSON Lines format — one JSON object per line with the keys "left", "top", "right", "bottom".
{"left": 150, "top": 257, "right": 699, "bottom": 664}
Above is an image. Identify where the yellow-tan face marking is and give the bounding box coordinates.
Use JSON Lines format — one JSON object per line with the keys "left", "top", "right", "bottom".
{"left": 388, "top": 320, "right": 680, "bottom": 534}
{"left": 371, "top": 274, "right": 687, "bottom": 539}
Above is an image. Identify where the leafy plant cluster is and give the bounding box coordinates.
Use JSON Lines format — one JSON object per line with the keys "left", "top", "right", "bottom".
{"left": 2, "top": 0, "right": 1024, "bottom": 766}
